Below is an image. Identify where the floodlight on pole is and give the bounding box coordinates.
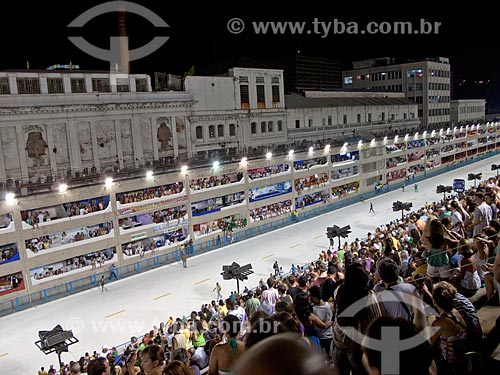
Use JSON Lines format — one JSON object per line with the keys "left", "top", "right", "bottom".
{"left": 468, "top": 173, "right": 482, "bottom": 188}
{"left": 221, "top": 262, "right": 253, "bottom": 294}
{"left": 326, "top": 224, "right": 352, "bottom": 251}
{"left": 266, "top": 152, "right": 272, "bottom": 159}
{"left": 146, "top": 170, "right": 154, "bottom": 180}
{"left": 104, "top": 177, "right": 113, "bottom": 188}
{"left": 392, "top": 201, "right": 413, "bottom": 220}
{"left": 35, "top": 325, "right": 79, "bottom": 369}
{"left": 181, "top": 165, "right": 188, "bottom": 175}
{"left": 436, "top": 185, "right": 453, "bottom": 200}
{"left": 492, "top": 164, "right": 499, "bottom": 177}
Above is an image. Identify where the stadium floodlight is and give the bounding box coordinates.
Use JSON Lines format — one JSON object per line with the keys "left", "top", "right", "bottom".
{"left": 492, "top": 164, "right": 500, "bottom": 177}
{"left": 436, "top": 185, "right": 453, "bottom": 199}
{"left": 221, "top": 262, "right": 253, "bottom": 294}
{"left": 5, "top": 192, "right": 16, "bottom": 203}
{"left": 467, "top": 173, "right": 482, "bottom": 188}
{"left": 392, "top": 201, "right": 413, "bottom": 220}
{"left": 35, "top": 325, "right": 79, "bottom": 369}
{"left": 58, "top": 184, "right": 68, "bottom": 193}
{"left": 326, "top": 225, "right": 352, "bottom": 251}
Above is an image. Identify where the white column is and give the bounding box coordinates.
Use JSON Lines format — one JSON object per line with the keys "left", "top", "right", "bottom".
{"left": 14, "top": 126, "right": 29, "bottom": 182}
{"left": 66, "top": 121, "right": 82, "bottom": 173}
{"left": 151, "top": 118, "right": 159, "bottom": 160}
{"left": 114, "top": 120, "right": 124, "bottom": 170}
{"left": 171, "top": 116, "right": 178, "bottom": 158}
{"left": 45, "top": 125, "right": 58, "bottom": 176}
{"left": 89, "top": 121, "right": 101, "bottom": 173}
{"left": 131, "top": 116, "right": 144, "bottom": 168}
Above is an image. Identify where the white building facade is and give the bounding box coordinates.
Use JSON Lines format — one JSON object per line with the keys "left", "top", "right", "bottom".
{"left": 450, "top": 99, "right": 486, "bottom": 124}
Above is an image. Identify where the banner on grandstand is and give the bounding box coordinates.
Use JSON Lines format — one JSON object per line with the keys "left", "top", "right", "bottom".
{"left": 117, "top": 195, "right": 188, "bottom": 216}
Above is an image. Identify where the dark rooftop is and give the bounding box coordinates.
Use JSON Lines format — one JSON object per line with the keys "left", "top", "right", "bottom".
{"left": 285, "top": 94, "right": 416, "bottom": 108}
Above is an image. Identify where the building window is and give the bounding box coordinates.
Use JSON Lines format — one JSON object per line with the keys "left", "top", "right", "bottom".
{"left": 295, "top": 119, "right": 300, "bottom": 128}
{"left": 268, "top": 121, "right": 273, "bottom": 133}
{"left": 343, "top": 115, "right": 347, "bottom": 124}
{"left": 47, "top": 78, "right": 63, "bottom": 93}
{"left": 217, "top": 124, "right": 224, "bottom": 137}
{"left": 240, "top": 85, "right": 249, "bottom": 109}
{"left": 256, "top": 85, "right": 266, "bottom": 108}
{"left": 209, "top": 125, "right": 215, "bottom": 138}
{"left": 368, "top": 113, "right": 372, "bottom": 122}
{"left": 328, "top": 115, "right": 332, "bottom": 125}
{"left": 261, "top": 122, "right": 266, "bottom": 133}
{"left": 92, "top": 78, "right": 111, "bottom": 93}
{"left": 357, "top": 114, "right": 361, "bottom": 123}
{"left": 135, "top": 78, "right": 148, "bottom": 92}
{"left": 272, "top": 85, "right": 280, "bottom": 103}
{"left": 16, "top": 78, "right": 41, "bottom": 94}
{"left": 308, "top": 119, "right": 313, "bottom": 127}
{"left": 196, "top": 126, "right": 203, "bottom": 140}
{"left": 251, "top": 122, "right": 257, "bottom": 134}
{"left": 277, "top": 120, "right": 283, "bottom": 132}
{"left": 404, "top": 113, "right": 407, "bottom": 120}
{"left": 116, "top": 78, "right": 129, "bottom": 92}
{"left": 229, "top": 124, "right": 236, "bottom": 136}
{"left": 0, "top": 77, "right": 9, "bottom": 94}
{"left": 71, "top": 78, "right": 86, "bottom": 93}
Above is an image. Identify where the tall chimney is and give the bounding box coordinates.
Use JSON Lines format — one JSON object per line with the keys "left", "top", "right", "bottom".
{"left": 118, "top": 7, "right": 130, "bottom": 74}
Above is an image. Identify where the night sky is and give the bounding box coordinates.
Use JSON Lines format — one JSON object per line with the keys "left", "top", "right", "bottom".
{"left": 1, "top": 1, "right": 498, "bottom": 108}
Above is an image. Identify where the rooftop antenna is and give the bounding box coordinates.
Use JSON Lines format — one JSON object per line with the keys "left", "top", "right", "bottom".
{"left": 26, "top": 61, "right": 30, "bottom": 70}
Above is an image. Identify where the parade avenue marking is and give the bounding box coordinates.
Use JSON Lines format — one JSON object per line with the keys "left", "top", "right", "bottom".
{"left": 153, "top": 293, "right": 171, "bottom": 300}
{"left": 194, "top": 278, "right": 210, "bottom": 285}
{"left": 105, "top": 309, "right": 126, "bottom": 318}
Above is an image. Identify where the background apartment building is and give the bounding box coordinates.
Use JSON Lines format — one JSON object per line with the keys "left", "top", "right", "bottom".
{"left": 342, "top": 57, "right": 451, "bottom": 130}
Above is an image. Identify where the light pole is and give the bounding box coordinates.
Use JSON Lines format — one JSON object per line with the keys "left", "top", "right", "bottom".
{"left": 468, "top": 173, "right": 482, "bottom": 188}
{"left": 491, "top": 164, "right": 499, "bottom": 177}
{"left": 392, "top": 201, "right": 412, "bottom": 220}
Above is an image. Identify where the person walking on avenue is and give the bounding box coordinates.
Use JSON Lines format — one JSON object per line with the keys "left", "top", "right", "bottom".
{"left": 213, "top": 282, "right": 222, "bottom": 301}
{"left": 369, "top": 202, "right": 375, "bottom": 213}
{"left": 180, "top": 247, "right": 187, "bottom": 268}
{"left": 414, "top": 183, "right": 418, "bottom": 192}
{"left": 108, "top": 263, "right": 118, "bottom": 280}
{"left": 402, "top": 184, "right": 405, "bottom": 192}
{"left": 99, "top": 275, "right": 107, "bottom": 292}
{"left": 273, "top": 260, "right": 279, "bottom": 277}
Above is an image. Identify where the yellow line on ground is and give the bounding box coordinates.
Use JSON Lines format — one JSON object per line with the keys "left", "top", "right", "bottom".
{"left": 262, "top": 254, "right": 274, "bottom": 259}
{"left": 105, "top": 309, "right": 126, "bottom": 319}
{"left": 314, "top": 234, "right": 324, "bottom": 239}
{"left": 153, "top": 293, "right": 172, "bottom": 300}
{"left": 0, "top": 353, "right": 8, "bottom": 358}
{"left": 194, "top": 278, "right": 210, "bottom": 285}
{"left": 290, "top": 243, "right": 301, "bottom": 248}
{"left": 353, "top": 220, "right": 361, "bottom": 224}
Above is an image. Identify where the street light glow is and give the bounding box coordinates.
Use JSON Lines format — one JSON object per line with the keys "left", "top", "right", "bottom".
{"left": 58, "top": 183, "right": 68, "bottom": 193}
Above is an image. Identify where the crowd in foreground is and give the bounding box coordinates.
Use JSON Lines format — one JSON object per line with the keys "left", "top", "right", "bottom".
{"left": 39, "top": 174, "right": 500, "bottom": 375}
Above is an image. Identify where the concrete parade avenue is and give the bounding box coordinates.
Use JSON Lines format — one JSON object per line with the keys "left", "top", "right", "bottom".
{"left": 0, "top": 155, "right": 498, "bottom": 374}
